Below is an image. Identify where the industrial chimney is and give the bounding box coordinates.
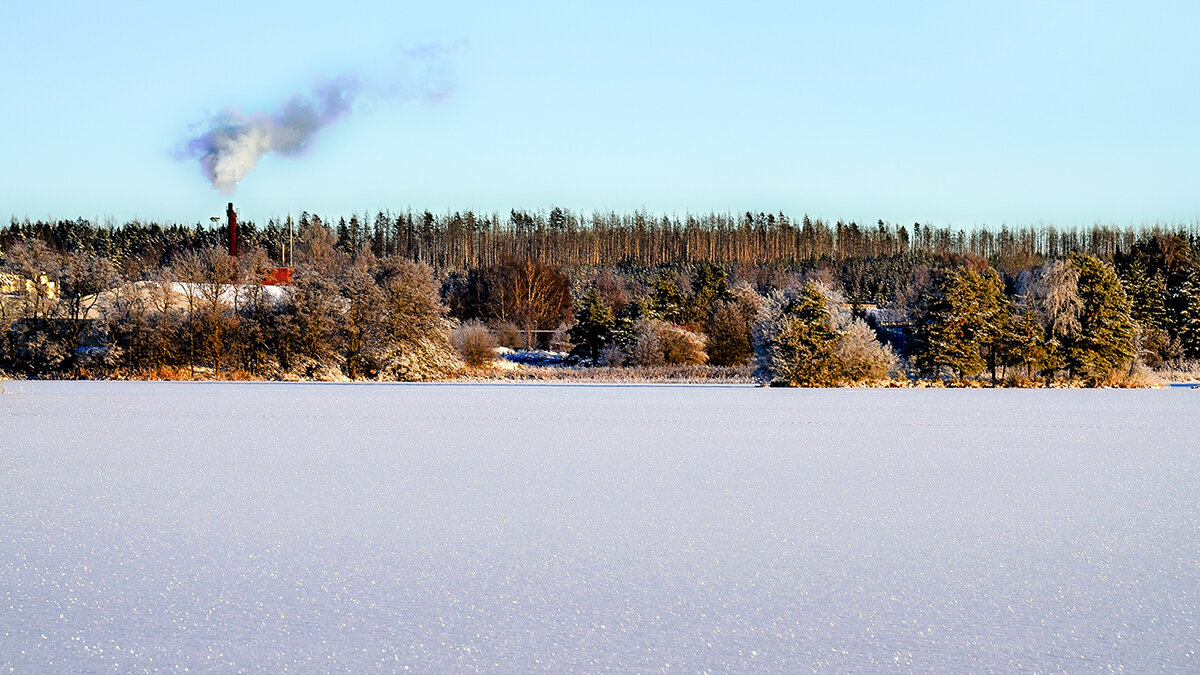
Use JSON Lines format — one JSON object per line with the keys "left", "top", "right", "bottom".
{"left": 226, "top": 202, "right": 238, "bottom": 257}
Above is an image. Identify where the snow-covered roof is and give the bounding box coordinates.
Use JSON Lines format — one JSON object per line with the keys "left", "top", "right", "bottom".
{"left": 78, "top": 281, "right": 290, "bottom": 320}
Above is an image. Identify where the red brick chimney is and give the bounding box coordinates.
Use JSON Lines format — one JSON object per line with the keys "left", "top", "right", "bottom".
{"left": 226, "top": 202, "right": 238, "bottom": 257}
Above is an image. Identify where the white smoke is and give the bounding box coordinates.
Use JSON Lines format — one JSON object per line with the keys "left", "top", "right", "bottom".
{"left": 179, "top": 47, "right": 455, "bottom": 194}
{"left": 181, "top": 77, "right": 358, "bottom": 194}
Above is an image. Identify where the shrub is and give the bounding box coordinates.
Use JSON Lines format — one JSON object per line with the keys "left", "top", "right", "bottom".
{"left": 629, "top": 320, "right": 665, "bottom": 367}
{"left": 836, "top": 318, "right": 897, "bottom": 382}
{"left": 550, "top": 323, "right": 573, "bottom": 353}
{"left": 493, "top": 321, "right": 523, "bottom": 349}
{"left": 374, "top": 258, "right": 463, "bottom": 381}
{"left": 599, "top": 343, "right": 627, "bottom": 366}
{"left": 452, "top": 320, "right": 498, "bottom": 367}
{"left": 658, "top": 322, "right": 707, "bottom": 365}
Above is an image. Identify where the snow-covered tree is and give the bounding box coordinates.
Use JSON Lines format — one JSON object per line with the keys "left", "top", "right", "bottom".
{"left": 1175, "top": 267, "right": 1200, "bottom": 359}
{"left": 1021, "top": 259, "right": 1082, "bottom": 380}
{"left": 754, "top": 282, "right": 892, "bottom": 386}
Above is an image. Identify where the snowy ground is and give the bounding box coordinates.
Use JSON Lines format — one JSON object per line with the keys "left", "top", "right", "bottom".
{"left": 0, "top": 382, "right": 1197, "bottom": 671}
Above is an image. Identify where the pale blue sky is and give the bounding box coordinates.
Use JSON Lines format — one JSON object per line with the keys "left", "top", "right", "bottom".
{"left": 2, "top": 1, "right": 1197, "bottom": 228}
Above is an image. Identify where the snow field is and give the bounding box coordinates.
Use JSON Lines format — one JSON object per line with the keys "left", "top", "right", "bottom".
{"left": 0, "top": 382, "right": 1196, "bottom": 671}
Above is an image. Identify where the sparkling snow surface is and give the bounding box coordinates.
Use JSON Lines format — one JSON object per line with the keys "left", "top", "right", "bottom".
{"left": 1, "top": 382, "right": 1197, "bottom": 671}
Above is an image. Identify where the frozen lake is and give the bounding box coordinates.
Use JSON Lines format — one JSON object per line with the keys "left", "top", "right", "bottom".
{"left": 1, "top": 382, "right": 1197, "bottom": 671}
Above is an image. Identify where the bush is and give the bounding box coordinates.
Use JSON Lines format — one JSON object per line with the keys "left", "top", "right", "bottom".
{"left": 626, "top": 319, "right": 707, "bottom": 365}
{"left": 452, "top": 320, "right": 498, "bottom": 367}
{"left": 836, "top": 318, "right": 897, "bottom": 382}
{"left": 381, "top": 336, "right": 463, "bottom": 381}
{"left": 658, "top": 323, "right": 707, "bottom": 365}
{"left": 550, "top": 323, "right": 573, "bottom": 353}
{"left": 629, "top": 320, "right": 664, "bottom": 367}
{"left": 599, "top": 343, "right": 627, "bottom": 366}
{"left": 372, "top": 258, "right": 463, "bottom": 381}
{"left": 493, "top": 321, "right": 523, "bottom": 349}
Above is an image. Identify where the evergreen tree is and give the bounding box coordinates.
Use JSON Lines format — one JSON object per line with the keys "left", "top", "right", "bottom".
{"left": 705, "top": 299, "right": 753, "bottom": 366}
{"left": 568, "top": 288, "right": 615, "bottom": 363}
{"left": 1121, "top": 260, "right": 1168, "bottom": 332}
{"left": 1120, "top": 259, "right": 1174, "bottom": 362}
{"left": 650, "top": 271, "right": 687, "bottom": 325}
{"left": 916, "top": 267, "right": 987, "bottom": 382}
{"left": 1068, "top": 254, "right": 1136, "bottom": 381}
{"left": 753, "top": 282, "right": 842, "bottom": 386}
{"left": 1006, "top": 308, "right": 1052, "bottom": 380}
{"left": 687, "top": 263, "right": 728, "bottom": 325}
{"left": 610, "top": 296, "right": 656, "bottom": 352}
{"left": 1175, "top": 267, "right": 1200, "bottom": 358}
{"left": 336, "top": 217, "right": 350, "bottom": 250}
{"left": 974, "top": 268, "right": 1012, "bottom": 384}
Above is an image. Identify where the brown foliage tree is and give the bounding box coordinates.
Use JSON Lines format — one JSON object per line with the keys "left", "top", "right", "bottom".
{"left": 483, "top": 259, "right": 573, "bottom": 348}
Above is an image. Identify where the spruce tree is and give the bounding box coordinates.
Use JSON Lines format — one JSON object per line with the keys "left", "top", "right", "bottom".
{"left": 610, "top": 296, "right": 656, "bottom": 352}
{"left": 687, "top": 263, "right": 728, "bottom": 326}
{"left": 1176, "top": 267, "right": 1200, "bottom": 359}
{"left": 1121, "top": 260, "right": 1168, "bottom": 333}
{"left": 568, "top": 288, "right": 615, "bottom": 363}
{"left": 1068, "top": 254, "right": 1136, "bottom": 382}
{"left": 754, "top": 282, "right": 842, "bottom": 386}
{"left": 917, "top": 267, "right": 986, "bottom": 382}
{"left": 1007, "top": 308, "right": 1052, "bottom": 380}
{"left": 974, "top": 268, "right": 1012, "bottom": 384}
{"left": 651, "top": 272, "right": 687, "bottom": 325}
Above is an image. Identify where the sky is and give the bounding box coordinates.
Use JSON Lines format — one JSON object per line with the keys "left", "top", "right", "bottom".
{"left": 2, "top": 1, "right": 1198, "bottom": 229}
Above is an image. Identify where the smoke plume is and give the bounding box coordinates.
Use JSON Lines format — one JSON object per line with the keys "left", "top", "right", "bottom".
{"left": 179, "top": 47, "right": 455, "bottom": 194}
{"left": 181, "top": 77, "right": 358, "bottom": 194}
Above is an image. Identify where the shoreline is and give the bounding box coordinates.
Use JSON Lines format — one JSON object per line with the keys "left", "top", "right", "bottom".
{"left": 3, "top": 369, "right": 1195, "bottom": 389}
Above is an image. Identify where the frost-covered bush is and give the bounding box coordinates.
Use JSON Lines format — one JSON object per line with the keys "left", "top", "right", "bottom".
{"left": 836, "top": 318, "right": 897, "bottom": 382}
{"left": 452, "top": 320, "right": 498, "bottom": 367}
{"left": 658, "top": 323, "right": 707, "bottom": 365}
{"left": 629, "top": 320, "right": 665, "bottom": 367}
{"left": 376, "top": 260, "right": 463, "bottom": 381}
{"left": 627, "top": 319, "right": 707, "bottom": 366}
{"left": 493, "top": 321, "right": 523, "bottom": 350}
{"left": 381, "top": 336, "right": 463, "bottom": 381}
{"left": 550, "top": 322, "right": 573, "bottom": 353}
{"left": 599, "top": 343, "right": 627, "bottom": 367}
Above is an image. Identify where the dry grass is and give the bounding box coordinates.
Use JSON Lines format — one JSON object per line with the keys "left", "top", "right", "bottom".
{"left": 454, "top": 364, "right": 754, "bottom": 384}
{"left": 1152, "top": 360, "right": 1200, "bottom": 383}
{"left": 111, "top": 366, "right": 269, "bottom": 381}
{"left": 10, "top": 360, "right": 1180, "bottom": 387}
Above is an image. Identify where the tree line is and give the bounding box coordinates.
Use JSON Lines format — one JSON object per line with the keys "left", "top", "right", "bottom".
{"left": 7, "top": 210, "right": 1198, "bottom": 273}
{"left": 2, "top": 209, "right": 1199, "bottom": 385}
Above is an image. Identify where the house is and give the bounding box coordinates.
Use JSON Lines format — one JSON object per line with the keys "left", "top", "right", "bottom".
{"left": 0, "top": 272, "right": 58, "bottom": 298}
